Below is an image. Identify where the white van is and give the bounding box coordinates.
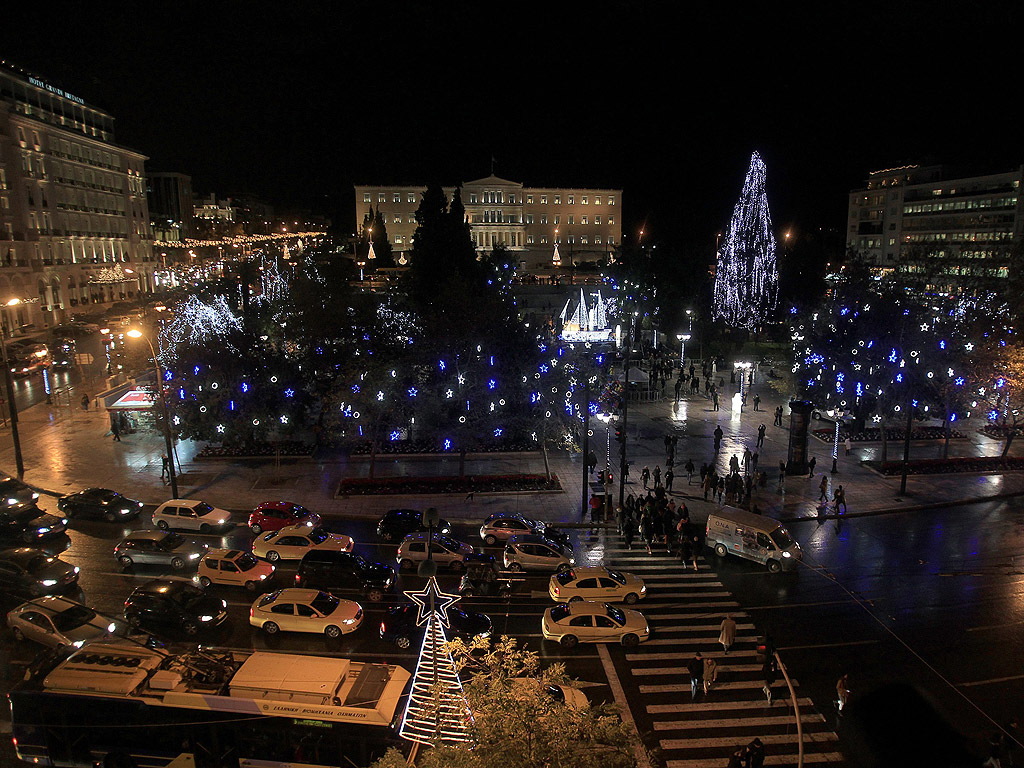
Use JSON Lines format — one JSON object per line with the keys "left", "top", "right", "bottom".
{"left": 705, "top": 507, "right": 801, "bottom": 572}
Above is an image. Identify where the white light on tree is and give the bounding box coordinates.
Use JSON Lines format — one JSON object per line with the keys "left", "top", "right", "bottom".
{"left": 713, "top": 151, "right": 779, "bottom": 330}
{"left": 160, "top": 294, "right": 241, "bottom": 352}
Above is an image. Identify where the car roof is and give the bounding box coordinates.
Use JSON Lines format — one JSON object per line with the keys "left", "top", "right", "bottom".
{"left": 267, "top": 588, "right": 322, "bottom": 603}
{"left": 205, "top": 548, "right": 243, "bottom": 559}
{"left": 274, "top": 522, "right": 318, "bottom": 535}
{"left": 134, "top": 578, "right": 196, "bottom": 595}
{"left": 79, "top": 488, "right": 117, "bottom": 497}
{"left": 161, "top": 499, "right": 205, "bottom": 508}
{"left": 386, "top": 508, "right": 419, "bottom": 518}
{"left": 565, "top": 601, "right": 612, "bottom": 615}
{"left": 125, "top": 530, "right": 172, "bottom": 541}
{"left": 255, "top": 500, "right": 304, "bottom": 510}
{"left": 507, "top": 534, "right": 558, "bottom": 546}
{"left": 15, "top": 595, "right": 80, "bottom": 615}
{"left": 562, "top": 566, "right": 608, "bottom": 578}
{"left": 0, "top": 547, "right": 49, "bottom": 565}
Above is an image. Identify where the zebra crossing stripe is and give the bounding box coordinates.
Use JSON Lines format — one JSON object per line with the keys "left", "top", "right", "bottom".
{"left": 641, "top": 591, "right": 734, "bottom": 599}
{"left": 631, "top": 664, "right": 763, "bottom": 676}
{"left": 665, "top": 752, "right": 845, "bottom": 768}
{"left": 639, "top": 680, "right": 800, "bottom": 694}
{"left": 643, "top": 622, "right": 754, "bottom": 632}
{"left": 627, "top": 651, "right": 757, "bottom": 662}
{"left": 647, "top": 697, "right": 816, "bottom": 714}
{"left": 641, "top": 639, "right": 757, "bottom": 650}
{"left": 660, "top": 731, "right": 839, "bottom": 749}
{"left": 653, "top": 712, "right": 826, "bottom": 729}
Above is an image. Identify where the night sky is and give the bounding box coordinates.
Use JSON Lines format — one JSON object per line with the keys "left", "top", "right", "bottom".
{"left": 2, "top": 3, "right": 1021, "bottom": 252}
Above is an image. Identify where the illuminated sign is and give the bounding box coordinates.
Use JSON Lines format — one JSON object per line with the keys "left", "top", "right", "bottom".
{"left": 28, "top": 76, "right": 85, "bottom": 106}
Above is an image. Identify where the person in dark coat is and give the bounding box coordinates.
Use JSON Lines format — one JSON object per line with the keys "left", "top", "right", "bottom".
{"left": 640, "top": 512, "right": 654, "bottom": 555}
{"left": 623, "top": 516, "right": 636, "bottom": 550}
{"left": 687, "top": 652, "right": 704, "bottom": 700}
{"left": 747, "top": 738, "right": 766, "bottom": 768}
{"left": 762, "top": 655, "right": 779, "bottom": 705}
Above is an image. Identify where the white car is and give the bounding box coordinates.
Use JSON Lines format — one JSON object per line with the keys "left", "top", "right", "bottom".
{"left": 153, "top": 499, "right": 231, "bottom": 533}
{"left": 549, "top": 566, "right": 646, "bottom": 605}
{"left": 511, "top": 678, "right": 589, "bottom": 710}
{"left": 397, "top": 532, "right": 474, "bottom": 572}
{"left": 197, "top": 548, "right": 276, "bottom": 591}
{"left": 252, "top": 524, "right": 354, "bottom": 562}
{"left": 541, "top": 601, "right": 650, "bottom": 648}
{"left": 7, "top": 596, "right": 121, "bottom": 649}
{"left": 249, "top": 588, "right": 363, "bottom": 638}
{"left": 504, "top": 534, "right": 574, "bottom": 572}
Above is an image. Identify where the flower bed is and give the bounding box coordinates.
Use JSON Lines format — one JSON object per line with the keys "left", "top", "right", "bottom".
{"left": 978, "top": 424, "right": 1024, "bottom": 440}
{"left": 337, "top": 473, "right": 562, "bottom": 496}
{"left": 812, "top": 426, "right": 965, "bottom": 443}
{"left": 196, "top": 442, "right": 314, "bottom": 460}
{"left": 350, "top": 440, "right": 537, "bottom": 455}
{"left": 866, "top": 456, "right": 1024, "bottom": 475}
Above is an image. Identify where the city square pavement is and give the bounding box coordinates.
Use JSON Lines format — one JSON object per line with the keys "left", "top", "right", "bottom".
{"left": 3, "top": 367, "right": 1024, "bottom": 525}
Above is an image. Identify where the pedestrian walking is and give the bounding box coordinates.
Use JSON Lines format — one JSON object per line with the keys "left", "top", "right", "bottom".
{"left": 653, "top": 465, "right": 662, "bottom": 488}
{"left": 587, "top": 450, "right": 597, "bottom": 475}
{"left": 818, "top": 474, "right": 829, "bottom": 502}
{"left": 713, "top": 391, "right": 720, "bottom": 411}
{"left": 778, "top": 460, "right": 786, "bottom": 491}
{"left": 714, "top": 425, "right": 723, "bottom": 451}
{"left": 160, "top": 453, "right": 170, "bottom": 483}
{"left": 844, "top": 436, "right": 852, "bottom": 456}
{"left": 834, "top": 484, "right": 847, "bottom": 514}
{"left": 716, "top": 476, "right": 725, "bottom": 503}
{"left": 640, "top": 512, "right": 654, "bottom": 555}
{"left": 742, "top": 448, "right": 751, "bottom": 475}
{"left": 699, "top": 462, "right": 708, "bottom": 486}
{"left": 665, "top": 468, "right": 674, "bottom": 493}
{"left": 762, "top": 654, "right": 778, "bottom": 705}
{"left": 753, "top": 393, "right": 761, "bottom": 411}
{"left": 747, "top": 738, "right": 766, "bottom": 768}
{"left": 679, "top": 533, "right": 692, "bottom": 566}
{"left": 674, "top": 378, "right": 682, "bottom": 402}
{"left": 751, "top": 451, "right": 759, "bottom": 474}
{"left": 589, "top": 493, "right": 603, "bottom": 524}
{"left": 111, "top": 420, "right": 121, "bottom": 442}
{"left": 684, "top": 458, "right": 694, "bottom": 484}
{"left": 774, "top": 405, "right": 782, "bottom": 426}
{"left": 719, "top": 615, "right": 737, "bottom": 654}
{"left": 756, "top": 423, "right": 766, "bottom": 448}
{"left": 730, "top": 454, "right": 740, "bottom": 474}
{"left": 651, "top": 505, "right": 664, "bottom": 548}
{"left": 687, "top": 652, "right": 704, "bottom": 700}
{"left": 641, "top": 465, "right": 650, "bottom": 489}
{"left": 726, "top": 749, "right": 746, "bottom": 768}
{"left": 836, "top": 673, "right": 850, "bottom": 714}
{"left": 703, "top": 471, "right": 714, "bottom": 501}
{"left": 808, "top": 456, "right": 816, "bottom": 477}
{"left": 623, "top": 516, "right": 636, "bottom": 550}
{"left": 81, "top": 393, "right": 90, "bottom": 411}
{"left": 702, "top": 656, "right": 718, "bottom": 695}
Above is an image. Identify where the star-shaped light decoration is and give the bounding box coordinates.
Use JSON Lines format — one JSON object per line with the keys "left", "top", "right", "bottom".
{"left": 445, "top": 389, "right": 454, "bottom": 399}
{"left": 404, "top": 577, "right": 461, "bottom": 628}
{"left": 284, "top": 388, "right": 295, "bottom": 398}
{"left": 280, "top": 415, "right": 289, "bottom": 424}
{"left": 216, "top": 424, "right": 225, "bottom": 433}
{"left": 408, "top": 387, "right": 418, "bottom": 398}
{"left": 965, "top": 342, "right": 975, "bottom": 351}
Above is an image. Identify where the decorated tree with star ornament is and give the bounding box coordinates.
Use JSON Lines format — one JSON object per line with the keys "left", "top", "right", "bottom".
{"left": 713, "top": 151, "right": 780, "bottom": 331}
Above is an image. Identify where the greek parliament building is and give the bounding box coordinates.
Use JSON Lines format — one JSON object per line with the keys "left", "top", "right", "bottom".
{"left": 354, "top": 175, "right": 622, "bottom": 271}
{"left": 847, "top": 164, "right": 1023, "bottom": 272}
{"left": 0, "top": 62, "right": 155, "bottom": 333}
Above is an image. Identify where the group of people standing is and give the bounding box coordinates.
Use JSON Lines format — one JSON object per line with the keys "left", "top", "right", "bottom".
{"left": 619, "top": 487, "right": 701, "bottom": 563}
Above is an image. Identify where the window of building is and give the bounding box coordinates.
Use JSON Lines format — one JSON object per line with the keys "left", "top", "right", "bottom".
{"left": 554, "top": 195, "right": 560, "bottom": 204}
{"left": 0, "top": 168, "right": 6, "bottom": 190}
{"left": 608, "top": 215, "right": 615, "bottom": 225}
{"left": 527, "top": 235, "right": 534, "bottom": 244}
{"left": 408, "top": 214, "right": 415, "bottom": 223}
{"left": 393, "top": 194, "right": 401, "bottom": 204}
{"left": 526, "top": 214, "right": 534, "bottom": 224}
{"left": 540, "top": 214, "right": 548, "bottom": 224}
{"left": 540, "top": 237, "right": 547, "bottom": 244}
{"left": 581, "top": 196, "right": 588, "bottom": 205}
{"left": 581, "top": 216, "right": 588, "bottom": 225}
{"left": 568, "top": 195, "right": 574, "bottom": 205}
{"left": 595, "top": 236, "right": 601, "bottom": 244}
{"left": 378, "top": 193, "right": 386, "bottom": 203}
{"left": 470, "top": 193, "right": 478, "bottom": 203}
{"left": 594, "top": 215, "right": 601, "bottom": 224}
{"left": 608, "top": 196, "right": 615, "bottom": 206}
{"left": 17, "top": 127, "right": 27, "bottom": 147}
{"left": 594, "top": 195, "right": 601, "bottom": 205}
{"left": 554, "top": 215, "right": 560, "bottom": 225}
{"left": 580, "top": 236, "right": 588, "bottom": 244}
{"left": 527, "top": 194, "right": 533, "bottom": 204}
{"left": 567, "top": 215, "right": 574, "bottom": 225}
{"left": 408, "top": 193, "right": 416, "bottom": 203}
{"left": 394, "top": 216, "right": 401, "bottom": 223}
{"left": 541, "top": 195, "right": 547, "bottom": 204}
{"left": 395, "top": 236, "right": 403, "bottom": 244}
{"left": 608, "top": 236, "right": 615, "bottom": 245}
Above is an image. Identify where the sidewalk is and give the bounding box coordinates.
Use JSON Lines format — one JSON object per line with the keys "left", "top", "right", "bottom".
{"left": 3, "top": 371, "right": 1024, "bottom": 524}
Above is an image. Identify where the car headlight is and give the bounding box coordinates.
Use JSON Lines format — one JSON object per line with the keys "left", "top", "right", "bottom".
{"left": 199, "top": 615, "right": 214, "bottom": 622}
{"left": 6, "top": 498, "right": 17, "bottom": 505}
{"left": 32, "top": 493, "right": 39, "bottom": 500}
{"left": 60, "top": 519, "right": 68, "bottom": 526}
{"left": 120, "top": 509, "right": 131, "bottom": 515}
{"left": 259, "top": 573, "right": 268, "bottom": 580}
{"left": 137, "top": 501, "right": 144, "bottom": 507}
{"left": 73, "top": 567, "right": 80, "bottom": 574}
{"left": 41, "top": 579, "right": 58, "bottom": 587}
{"left": 73, "top": 640, "right": 85, "bottom": 648}
{"left": 640, "top": 584, "right": 647, "bottom": 593}
{"left": 221, "top": 600, "right": 227, "bottom": 608}
{"left": 189, "top": 553, "right": 201, "bottom": 559}
{"left": 568, "top": 557, "right": 576, "bottom": 564}
{"left": 218, "top": 518, "right": 229, "bottom": 525}
{"left": 479, "top": 629, "right": 492, "bottom": 639}
{"left": 37, "top": 527, "right": 51, "bottom": 534}
{"left": 342, "top": 618, "right": 357, "bottom": 625}
{"left": 107, "top": 623, "right": 117, "bottom": 633}
{"left": 782, "top": 551, "right": 792, "bottom": 558}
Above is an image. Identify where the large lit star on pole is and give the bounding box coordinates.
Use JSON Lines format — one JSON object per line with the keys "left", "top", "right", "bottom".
{"left": 404, "top": 577, "right": 461, "bottom": 628}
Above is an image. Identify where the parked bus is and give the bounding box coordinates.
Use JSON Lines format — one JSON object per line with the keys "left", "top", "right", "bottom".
{"left": 8, "top": 641, "right": 411, "bottom": 768}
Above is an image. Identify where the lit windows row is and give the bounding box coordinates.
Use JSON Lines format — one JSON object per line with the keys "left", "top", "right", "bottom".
{"left": 362, "top": 190, "right": 617, "bottom": 206}
{"left": 903, "top": 196, "right": 1017, "bottom": 215}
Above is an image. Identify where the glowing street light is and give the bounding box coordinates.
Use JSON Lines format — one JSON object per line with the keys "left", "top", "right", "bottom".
{"left": 127, "top": 329, "right": 178, "bottom": 498}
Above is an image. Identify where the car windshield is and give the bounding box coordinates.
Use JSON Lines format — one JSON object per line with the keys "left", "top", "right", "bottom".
{"left": 550, "top": 605, "right": 571, "bottom": 622}
{"left": 258, "top": 591, "right": 281, "bottom": 607}
{"left": 235, "top": 553, "right": 260, "bottom": 570}
{"left": 173, "top": 584, "right": 208, "bottom": 607}
{"left": 53, "top": 605, "right": 97, "bottom": 632}
{"left": 770, "top": 527, "right": 793, "bottom": 550}
{"left": 161, "top": 533, "right": 185, "bottom": 549}
{"left": 308, "top": 528, "right": 329, "bottom": 544}
{"left": 555, "top": 570, "right": 576, "bottom": 585}
{"left": 606, "top": 605, "right": 626, "bottom": 625}
{"left": 606, "top": 570, "right": 626, "bottom": 584}
{"left": 437, "top": 535, "right": 461, "bottom": 551}
{"left": 310, "top": 592, "right": 338, "bottom": 615}
{"left": 27, "top": 555, "right": 56, "bottom": 572}
{"left": 194, "top": 502, "right": 214, "bottom": 515}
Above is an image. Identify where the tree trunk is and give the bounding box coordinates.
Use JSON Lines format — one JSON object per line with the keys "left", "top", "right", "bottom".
{"left": 459, "top": 448, "right": 467, "bottom": 479}
{"left": 541, "top": 439, "right": 552, "bottom": 481}
{"left": 368, "top": 438, "right": 378, "bottom": 480}
{"left": 942, "top": 414, "right": 951, "bottom": 460}
{"left": 880, "top": 420, "right": 888, "bottom": 465}
{"left": 1002, "top": 427, "right": 1015, "bottom": 458}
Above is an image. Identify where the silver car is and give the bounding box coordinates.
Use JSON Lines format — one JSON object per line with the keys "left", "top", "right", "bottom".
{"left": 479, "top": 513, "right": 543, "bottom": 546}
{"left": 7, "top": 596, "right": 122, "bottom": 649}
{"left": 114, "top": 530, "right": 208, "bottom": 570}
{"left": 503, "top": 534, "right": 575, "bottom": 573}
{"left": 397, "top": 532, "right": 474, "bottom": 572}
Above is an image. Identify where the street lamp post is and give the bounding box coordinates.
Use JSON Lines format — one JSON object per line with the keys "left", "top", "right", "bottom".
{"left": 127, "top": 329, "right": 178, "bottom": 498}
{"left": 1, "top": 298, "right": 25, "bottom": 477}
{"left": 676, "top": 333, "right": 691, "bottom": 372}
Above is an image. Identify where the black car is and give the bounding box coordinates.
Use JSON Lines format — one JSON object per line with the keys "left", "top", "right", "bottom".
{"left": 379, "top": 603, "right": 492, "bottom": 650}
{"left": 50, "top": 338, "right": 77, "bottom": 369}
{"left": 0, "top": 502, "right": 68, "bottom": 543}
{"left": 58, "top": 488, "right": 144, "bottom": 522}
{"left": 0, "top": 547, "right": 79, "bottom": 598}
{"left": 123, "top": 579, "right": 228, "bottom": 637}
{"left": 295, "top": 550, "right": 396, "bottom": 601}
{"left": 376, "top": 509, "right": 452, "bottom": 542}
{"left": 0, "top": 477, "right": 40, "bottom": 510}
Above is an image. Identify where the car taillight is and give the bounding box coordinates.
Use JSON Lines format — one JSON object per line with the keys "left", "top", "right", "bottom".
{"left": 295, "top": 574, "right": 301, "bottom": 583}
{"left": 553, "top": 585, "right": 559, "bottom": 595}
{"left": 380, "top": 621, "right": 386, "bottom": 634}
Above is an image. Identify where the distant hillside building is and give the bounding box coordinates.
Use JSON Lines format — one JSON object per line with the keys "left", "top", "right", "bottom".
{"left": 847, "top": 164, "right": 1023, "bottom": 271}
{"left": 354, "top": 175, "right": 622, "bottom": 271}
{"left": 0, "top": 62, "right": 156, "bottom": 331}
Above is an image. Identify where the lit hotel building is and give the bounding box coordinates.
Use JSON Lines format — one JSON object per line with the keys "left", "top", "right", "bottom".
{"left": 355, "top": 175, "right": 622, "bottom": 270}
{"left": 0, "top": 62, "right": 155, "bottom": 332}
{"left": 847, "top": 164, "right": 1023, "bottom": 272}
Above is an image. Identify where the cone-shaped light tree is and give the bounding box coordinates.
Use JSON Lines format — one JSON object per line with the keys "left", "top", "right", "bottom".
{"left": 713, "top": 152, "right": 779, "bottom": 330}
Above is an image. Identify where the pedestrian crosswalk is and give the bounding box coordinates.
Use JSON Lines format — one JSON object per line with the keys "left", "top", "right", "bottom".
{"left": 601, "top": 543, "right": 845, "bottom": 767}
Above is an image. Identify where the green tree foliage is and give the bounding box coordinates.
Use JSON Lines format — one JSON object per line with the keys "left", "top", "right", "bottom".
{"left": 370, "top": 636, "right": 642, "bottom": 768}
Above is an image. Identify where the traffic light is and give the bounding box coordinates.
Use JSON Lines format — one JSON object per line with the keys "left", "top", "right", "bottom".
{"left": 756, "top": 640, "right": 768, "bottom": 665}
{"left": 615, "top": 428, "right": 625, "bottom": 444}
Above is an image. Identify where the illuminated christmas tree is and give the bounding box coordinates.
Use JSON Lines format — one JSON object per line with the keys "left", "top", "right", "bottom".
{"left": 713, "top": 152, "right": 779, "bottom": 329}
{"left": 399, "top": 578, "right": 473, "bottom": 746}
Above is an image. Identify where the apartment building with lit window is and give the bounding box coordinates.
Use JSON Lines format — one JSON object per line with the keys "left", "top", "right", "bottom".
{"left": 847, "top": 164, "right": 1023, "bottom": 272}
{"left": 0, "top": 62, "right": 155, "bottom": 332}
{"left": 354, "top": 174, "right": 622, "bottom": 271}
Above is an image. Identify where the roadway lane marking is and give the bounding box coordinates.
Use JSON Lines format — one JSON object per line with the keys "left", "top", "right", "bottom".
{"left": 597, "top": 644, "right": 653, "bottom": 768}
{"left": 631, "top": 664, "right": 762, "bottom": 676}
{"left": 666, "top": 752, "right": 845, "bottom": 768}
{"left": 966, "top": 619, "right": 1024, "bottom": 632}
{"left": 653, "top": 713, "right": 825, "bottom": 729}
{"left": 639, "top": 680, "right": 799, "bottom": 694}
{"left": 960, "top": 673, "right": 1024, "bottom": 688}
{"left": 779, "top": 639, "right": 878, "bottom": 651}
{"left": 648, "top": 697, "right": 817, "bottom": 714}
{"left": 643, "top": 622, "right": 755, "bottom": 632}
